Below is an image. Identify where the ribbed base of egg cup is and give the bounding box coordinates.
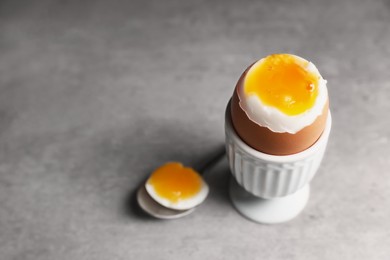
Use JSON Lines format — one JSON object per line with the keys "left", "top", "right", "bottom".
{"left": 230, "top": 177, "right": 309, "bottom": 224}
{"left": 225, "top": 101, "right": 331, "bottom": 224}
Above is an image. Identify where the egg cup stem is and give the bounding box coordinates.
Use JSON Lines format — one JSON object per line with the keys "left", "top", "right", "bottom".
{"left": 230, "top": 178, "right": 310, "bottom": 224}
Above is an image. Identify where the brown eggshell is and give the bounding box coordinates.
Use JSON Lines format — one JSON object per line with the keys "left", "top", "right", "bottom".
{"left": 231, "top": 64, "right": 329, "bottom": 155}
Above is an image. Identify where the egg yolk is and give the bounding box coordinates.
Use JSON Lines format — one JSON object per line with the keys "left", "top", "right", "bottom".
{"left": 147, "top": 162, "right": 202, "bottom": 203}
{"left": 244, "top": 54, "right": 319, "bottom": 116}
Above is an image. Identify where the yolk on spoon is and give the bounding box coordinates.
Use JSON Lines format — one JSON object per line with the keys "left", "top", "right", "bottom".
{"left": 147, "top": 162, "right": 202, "bottom": 203}
{"left": 244, "top": 53, "right": 319, "bottom": 116}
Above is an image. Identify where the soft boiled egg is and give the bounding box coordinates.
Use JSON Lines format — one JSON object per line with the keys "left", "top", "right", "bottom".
{"left": 231, "top": 53, "right": 329, "bottom": 155}
{"left": 145, "top": 162, "right": 209, "bottom": 210}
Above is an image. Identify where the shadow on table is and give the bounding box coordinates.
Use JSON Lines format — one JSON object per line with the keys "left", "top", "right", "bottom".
{"left": 123, "top": 177, "right": 154, "bottom": 220}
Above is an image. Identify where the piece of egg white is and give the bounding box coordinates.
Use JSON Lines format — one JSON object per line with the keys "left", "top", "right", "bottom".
{"left": 145, "top": 170, "right": 209, "bottom": 211}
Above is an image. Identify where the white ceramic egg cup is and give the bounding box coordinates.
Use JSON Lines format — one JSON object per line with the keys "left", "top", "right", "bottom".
{"left": 225, "top": 102, "right": 332, "bottom": 224}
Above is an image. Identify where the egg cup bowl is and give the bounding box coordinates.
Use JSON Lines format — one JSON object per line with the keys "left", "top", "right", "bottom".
{"left": 225, "top": 101, "right": 332, "bottom": 224}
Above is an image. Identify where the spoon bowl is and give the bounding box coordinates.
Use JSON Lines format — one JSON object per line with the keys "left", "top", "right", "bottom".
{"left": 137, "top": 184, "right": 195, "bottom": 219}
{"left": 137, "top": 147, "right": 225, "bottom": 219}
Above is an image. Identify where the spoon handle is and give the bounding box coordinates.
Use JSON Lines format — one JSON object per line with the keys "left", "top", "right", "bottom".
{"left": 196, "top": 145, "right": 226, "bottom": 175}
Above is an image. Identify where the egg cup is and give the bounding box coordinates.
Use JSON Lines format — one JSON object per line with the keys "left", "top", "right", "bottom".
{"left": 225, "top": 101, "right": 332, "bottom": 224}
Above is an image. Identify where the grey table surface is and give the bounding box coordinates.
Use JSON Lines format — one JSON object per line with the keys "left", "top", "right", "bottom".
{"left": 1, "top": 0, "right": 390, "bottom": 259}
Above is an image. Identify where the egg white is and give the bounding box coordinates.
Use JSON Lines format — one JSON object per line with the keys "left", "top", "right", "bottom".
{"left": 145, "top": 177, "right": 209, "bottom": 211}
{"left": 238, "top": 55, "right": 328, "bottom": 134}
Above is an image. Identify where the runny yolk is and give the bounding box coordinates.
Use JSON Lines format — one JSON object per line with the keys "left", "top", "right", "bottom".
{"left": 147, "top": 162, "right": 202, "bottom": 203}
{"left": 244, "top": 53, "right": 319, "bottom": 116}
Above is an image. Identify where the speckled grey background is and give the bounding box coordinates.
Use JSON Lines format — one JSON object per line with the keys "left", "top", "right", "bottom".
{"left": 1, "top": 0, "right": 390, "bottom": 259}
